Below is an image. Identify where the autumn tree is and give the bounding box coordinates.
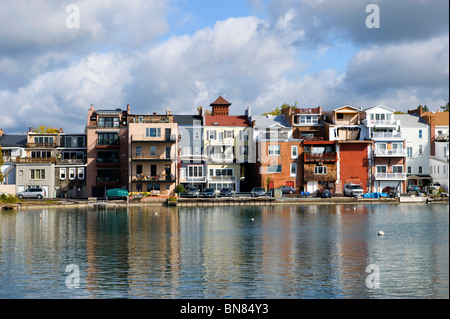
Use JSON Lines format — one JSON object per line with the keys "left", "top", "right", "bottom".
{"left": 32, "top": 126, "right": 60, "bottom": 133}
{"left": 263, "top": 102, "right": 298, "bottom": 116}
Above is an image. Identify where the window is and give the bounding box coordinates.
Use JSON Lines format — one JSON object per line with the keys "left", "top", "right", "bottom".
{"left": 419, "top": 130, "right": 423, "bottom": 139}
{"left": 77, "top": 168, "right": 84, "bottom": 180}
{"left": 268, "top": 145, "right": 280, "bottom": 156}
{"left": 208, "top": 130, "right": 216, "bottom": 140}
{"left": 188, "top": 166, "right": 203, "bottom": 177}
{"left": 407, "top": 166, "right": 412, "bottom": 174}
{"left": 31, "top": 169, "right": 45, "bottom": 180}
{"left": 98, "top": 117, "right": 119, "bottom": 128}
{"left": 376, "top": 166, "right": 387, "bottom": 173}
{"left": 136, "top": 165, "right": 143, "bottom": 175}
{"left": 299, "top": 115, "right": 319, "bottom": 124}
{"left": 290, "top": 163, "right": 297, "bottom": 177}
{"left": 225, "top": 130, "right": 234, "bottom": 138}
{"left": 60, "top": 168, "right": 66, "bottom": 180}
{"left": 240, "top": 146, "right": 248, "bottom": 156}
{"left": 136, "top": 146, "right": 142, "bottom": 156}
{"left": 419, "top": 145, "right": 423, "bottom": 154}
{"left": 150, "top": 146, "right": 156, "bottom": 156}
{"left": 291, "top": 146, "right": 298, "bottom": 159}
{"left": 33, "top": 136, "right": 54, "bottom": 144}
{"left": 407, "top": 147, "right": 413, "bottom": 158}
{"left": 268, "top": 165, "right": 282, "bottom": 173}
{"left": 392, "top": 165, "right": 403, "bottom": 173}
{"left": 337, "top": 113, "right": 344, "bottom": 120}
{"left": 65, "top": 136, "right": 85, "bottom": 147}
{"left": 69, "top": 168, "right": 76, "bottom": 180}
{"left": 146, "top": 128, "right": 161, "bottom": 137}
{"left": 165, "top": 146, "right": 171, "bottom": 159}
{"left": 240, "top": 130, "right": 249, "bottom": 141}
{"left": 314, "top": 166, "right": 327, "bottom": 175}
{"left": 98, "top": 133, "right": 119, "bottom": 146}
{"left": 418, "top": 166, "right": 423, "bottom": 174}
{"left": 194, "top": 131, "right": 201, "bottom": 140}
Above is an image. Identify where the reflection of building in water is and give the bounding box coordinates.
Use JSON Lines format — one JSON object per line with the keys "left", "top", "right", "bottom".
{"left": 126, "top": 207, "right": 180, "bottom": 297}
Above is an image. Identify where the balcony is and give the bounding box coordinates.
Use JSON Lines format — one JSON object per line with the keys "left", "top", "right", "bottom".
{"left": 16, "top": 156, "right": 56, "bottom": 164}
{"left": 131, "top": 153, "right": 173, "bottom": 161}
{"left": 131, "top": 134, "right": 176, "bottom": 143}
{"left": 373, "top": 149, "right": 407, "bottom": 157}
{"left": 209, "top": 138, "right": 234, "bottom": 146}
{"left": 96, "top": 176, "right": 120, "bottom": 186}
{"left": 372, "top": 132, "right": 402, "bottom": 140}
{"left": 96, "top": 158, "right": 120, "bottom": 167}
{"left": 207, "top": 176, "right": 237, "bottom": 182}
{"left": 96, "top": 141, "right": 120, "bottom": 149}
{"left": 182, "top": 176, "right": 207, "bottom": 183}
{"left": 304, "top": 153, "right": 337, "bottom": 163}
{"left": 373, "top": 173, "right": 407, "bottom": 180}
{"left": 209, "top": 153, "right": 234, "bottom": 163}
{"left": 57, "top": 158, "right": 86, "bottom": 165}
{"left": 132, "top": 174, "right": 176, "bottom": 182}
{"left": 364, "top": 119, "right": 399, "bottom": 127}
{"left": 26, "top": 142, "right": 57, "bottom": 148}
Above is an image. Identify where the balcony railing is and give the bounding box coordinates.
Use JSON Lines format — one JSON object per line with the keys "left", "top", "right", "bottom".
{"left": 131, "top": 135, "right": 177, "bottom": 143}
{"left": 209, "top": 154, "right": 234, "bottom": 162}
{"left": 373, "top": 149, "right": 407, "bottom": 157}
{"left": 364, "top": 119, "right": 399, "bottom": 127}
{"left": 373, "top": 173, "right": 407, "bottom": 180}
{"left": 304, "top": 153, "right": 337, "bottom": 162}
{"left": 16, "top": 156, "right": 56, "bottom": 164}
{"left": 180, "top": 176, "right": 207, "bottom": 183}
{"left": 372, "top": 132, "right": 402, "bottom": 139}
{"left": 207, "top": 176, "right": 236, "bottom": 182}
{"left": 96, "top": 176, "right": 120, "bottom": 185}
{"left": 132, "top": 174, "right": 175, "bottom": 182}
{"left": 132, "top": 153, "right": 173, "bottom": 161}
{"left": 57, "top": 158, "right": 86, "bottom": 165}
{"left": 26, "top": 142, "right": 57, "bottom": 148}
{"left": 96, "top": 141, "right": 120, "bottom": 148}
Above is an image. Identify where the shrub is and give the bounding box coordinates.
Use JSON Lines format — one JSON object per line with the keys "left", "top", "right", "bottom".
{"left": 175, "top": 184, "right": 185, "bottom": 194}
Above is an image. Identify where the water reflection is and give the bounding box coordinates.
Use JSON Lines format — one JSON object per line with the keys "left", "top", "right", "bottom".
{"left": 0, "top": 204, "right": 448, "bottom": 299}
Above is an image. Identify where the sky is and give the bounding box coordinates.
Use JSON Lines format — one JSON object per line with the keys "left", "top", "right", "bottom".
{"left": 0, "top": 0, "right": 448, "bottom": 134}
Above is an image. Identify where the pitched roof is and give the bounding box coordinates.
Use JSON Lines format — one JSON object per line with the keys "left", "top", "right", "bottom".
{"left": 204, "top": 115, "right": 250, "bottom": 127}
{"left": 395, "top": 114, "right": 428, "bottom": 127}
{"left": 210, "top": 96, "right": 231, "bottom": 106}
{"left": 364, "top": 105, "right": 396, "bottom": 113}
{"left": 422, "top": 111, "right": 449, "bottom": 126}
{"left": 333, "top": 105, "right": 362, "bottom": 112}
{"left": 0, "top": 134, "right": 27, "bottom": 147}
{"left": 251, "top": 115, "right": 290, "bottom": 128}
{"left": 173, "top": 115, "right": 202, "bottom": 126}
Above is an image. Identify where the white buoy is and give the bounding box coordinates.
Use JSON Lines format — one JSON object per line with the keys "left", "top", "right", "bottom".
{"left": 154, "top": 212, "right": 158, "bottom": 215}
{"left": 378, "top": 231, "right": 384, "bottom": 236}
{"left": 251, "top": 218, "right": 254, "bottom": 221}
{"left": 353, "top": 207, "right": 356, "bottom": 210}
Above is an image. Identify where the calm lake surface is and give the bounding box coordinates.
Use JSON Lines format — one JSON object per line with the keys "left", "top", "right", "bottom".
{"left": 0, "top": 203, "right": 448, "bottom": 299}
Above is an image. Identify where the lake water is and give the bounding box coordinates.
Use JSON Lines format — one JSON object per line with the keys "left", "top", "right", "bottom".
{"left": 0, "top": 203, "right": 448, "bottom": 299}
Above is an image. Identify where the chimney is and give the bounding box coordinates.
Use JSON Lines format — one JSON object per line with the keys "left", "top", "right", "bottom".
{"left": 60, "top": 128, "right": 63, "bottom": 133}
{"left": 318, "top": 106, "right": 322, "bottom": 114}
{"left": 252, "top": 120, "right": 256, "bottom": 128}
{"left": 166, "top": 108, "right": 171, "bottom": 116}
{"left": 0, "top": 128, "right": 3, "bottom": 137}
{"left": 127, "top": 104, "right": 130, "bottom": 114}
{"left": 430, "top": 113, "right": 436, "bottom": 156}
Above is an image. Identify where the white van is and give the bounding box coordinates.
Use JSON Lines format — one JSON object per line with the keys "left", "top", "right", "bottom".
{"left": 343, "top": 183, "right": 364, "bottom": 197}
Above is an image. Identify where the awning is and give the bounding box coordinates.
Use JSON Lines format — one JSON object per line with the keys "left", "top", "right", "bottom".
{"left": 106, "top": 188, "right": 129, "bottom": 197}
{"left": 407, "top": 174, "right": 432, "bottom": 180}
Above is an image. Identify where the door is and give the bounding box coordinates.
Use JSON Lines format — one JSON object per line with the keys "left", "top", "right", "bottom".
{"left": 286, "top": 181, "right": 294, "bottom": 187}
{"left": 268, "top": 181, "right": 274, "bottom": 190}
{"left": 41, "top": 185, "right": 49, "bottom": 198}
{"left": 307, "top": 181, "right": 318, "bottom": 193}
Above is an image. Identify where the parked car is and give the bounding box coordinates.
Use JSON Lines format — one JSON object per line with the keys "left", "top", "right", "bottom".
{"left": 219, "top": 188, "right": 233, "bottom": 197}
{"left": 182, "top": 186, "right": 200, "bottom": 197}
{"left": 279, "top": 185, "right": 296, "bottom": 194}
{"left": 343, "top": 183, "right": 364, "bottom": 197}
{"left": 407, "top": 185, "right": 421, "bottom": 193}
{"left": 382, "top": 186, "right": 397, "bottom": 198}
{"left": 201, "top": 188, "right": 216, "bottom": 198}
{"left": 316, "top": 189, "right": 332, "bottom": 198}
{"left": 17, "top": 187, "right": 46, "bottom": 199}
{"left": 251, "top": 187, "right": 267, "bottom": 197}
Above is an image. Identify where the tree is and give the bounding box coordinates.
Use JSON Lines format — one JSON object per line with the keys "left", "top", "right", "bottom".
{"left": 32, "top": 125, "right": 60, "bottom": 133}
{"left": 263, "top": 102, "right": 298, "bottom": 116}
{"left": 440, "top": 102, "right": 449, "bottom": 112}
{"left": 418, "top": 105, "right": 429, "bottom": 112}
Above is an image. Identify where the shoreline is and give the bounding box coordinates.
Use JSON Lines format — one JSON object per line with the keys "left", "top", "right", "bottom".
{"left": 2, "top": 195, "right": 448, "bottom": 210}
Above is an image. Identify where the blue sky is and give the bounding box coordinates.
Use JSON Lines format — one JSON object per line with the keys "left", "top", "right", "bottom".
{"left": 0, "top": 0, "right": 448, "bottom": 134}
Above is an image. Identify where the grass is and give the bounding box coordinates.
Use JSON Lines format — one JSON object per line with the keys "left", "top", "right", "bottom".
{"left": 0, "top": 194, "right": 19, "bottom": 204}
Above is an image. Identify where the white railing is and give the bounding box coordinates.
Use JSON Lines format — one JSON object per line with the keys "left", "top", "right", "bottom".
{"left": 373, "top": 173, "right": 407, "bottom": 180}
{"left": 209, "top": 154, "right": 234, "bottom": 162}
{"left": 364, "top": 119, "right": 399, "bottom": 126}
{"left": 372, "top": 132, "right": 402, "bottom": 139}
{"left": 373, "top": 149, "right": 407, "bottom": 157}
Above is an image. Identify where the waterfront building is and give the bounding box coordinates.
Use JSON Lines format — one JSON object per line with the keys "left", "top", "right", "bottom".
{"left": 0, "top": 129, "right": 26, "bottom": 186}
{"left": 128, "top": 110, "right": 178, "bottom": 195}
{"left": 86, "top": 104, "right": 130, "bottom": 197}
{"left": 395, "top": 114, "right": 431, "bottom": 189}
{"left": 323, "top": 105, "right": 372, "bottom": 193}
{"left": 281, "top": 105, "right": 324, "bottom": 140}
{"left": 429, "top": 133, "right": 449, "bottom": 191}
{"left": 250, "top": 113, "right": 303, "bottom": 191}
{"left": 174, "top": 114, "right": 207, "bottom": 191}
{"left": 203, "top": 96, "right": 253, "bottom": 192}
{"left": 14, "top": 128, "right": 63, "bottom": 198}
{"left": 54, "top": 133, "right": 87, "bottom": 198}
{"left": 362, "top": 105, "right": 406, "bottom": 193}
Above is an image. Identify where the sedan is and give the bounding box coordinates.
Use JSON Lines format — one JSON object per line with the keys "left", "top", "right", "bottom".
{"left": 219, "top": 188, "right": 233, "bottom": 197}
{"left": 201, "top": 188, "right": 216, "bottom": 198}
{"left": 317, "top": 189, "right": 332, "bottom": 198}
{"left": 407, "top": 185, "right": 421, "bottom": 192}
{"left": 279, "top": 185, "right": 296, "bottom": 194}
{"left": 251, "top": 187, "right": 267, "bottom": 197}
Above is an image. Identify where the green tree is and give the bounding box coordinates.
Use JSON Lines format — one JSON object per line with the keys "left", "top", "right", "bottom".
{"left": 440, "top": 102, "right": 449, "bottom": 112}
{"left": 418, "top": 105, "right": 429, "bottom": 112}
{"left": 263, "top": 102, "right": 298, "bottom": 116}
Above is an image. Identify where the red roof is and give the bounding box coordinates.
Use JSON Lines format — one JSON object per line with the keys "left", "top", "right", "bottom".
{"left": 204, "top": 115, "right": 250, "bottom": 126}
{"left": 210, "top": 96, "right": 231, "bottom": 106}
